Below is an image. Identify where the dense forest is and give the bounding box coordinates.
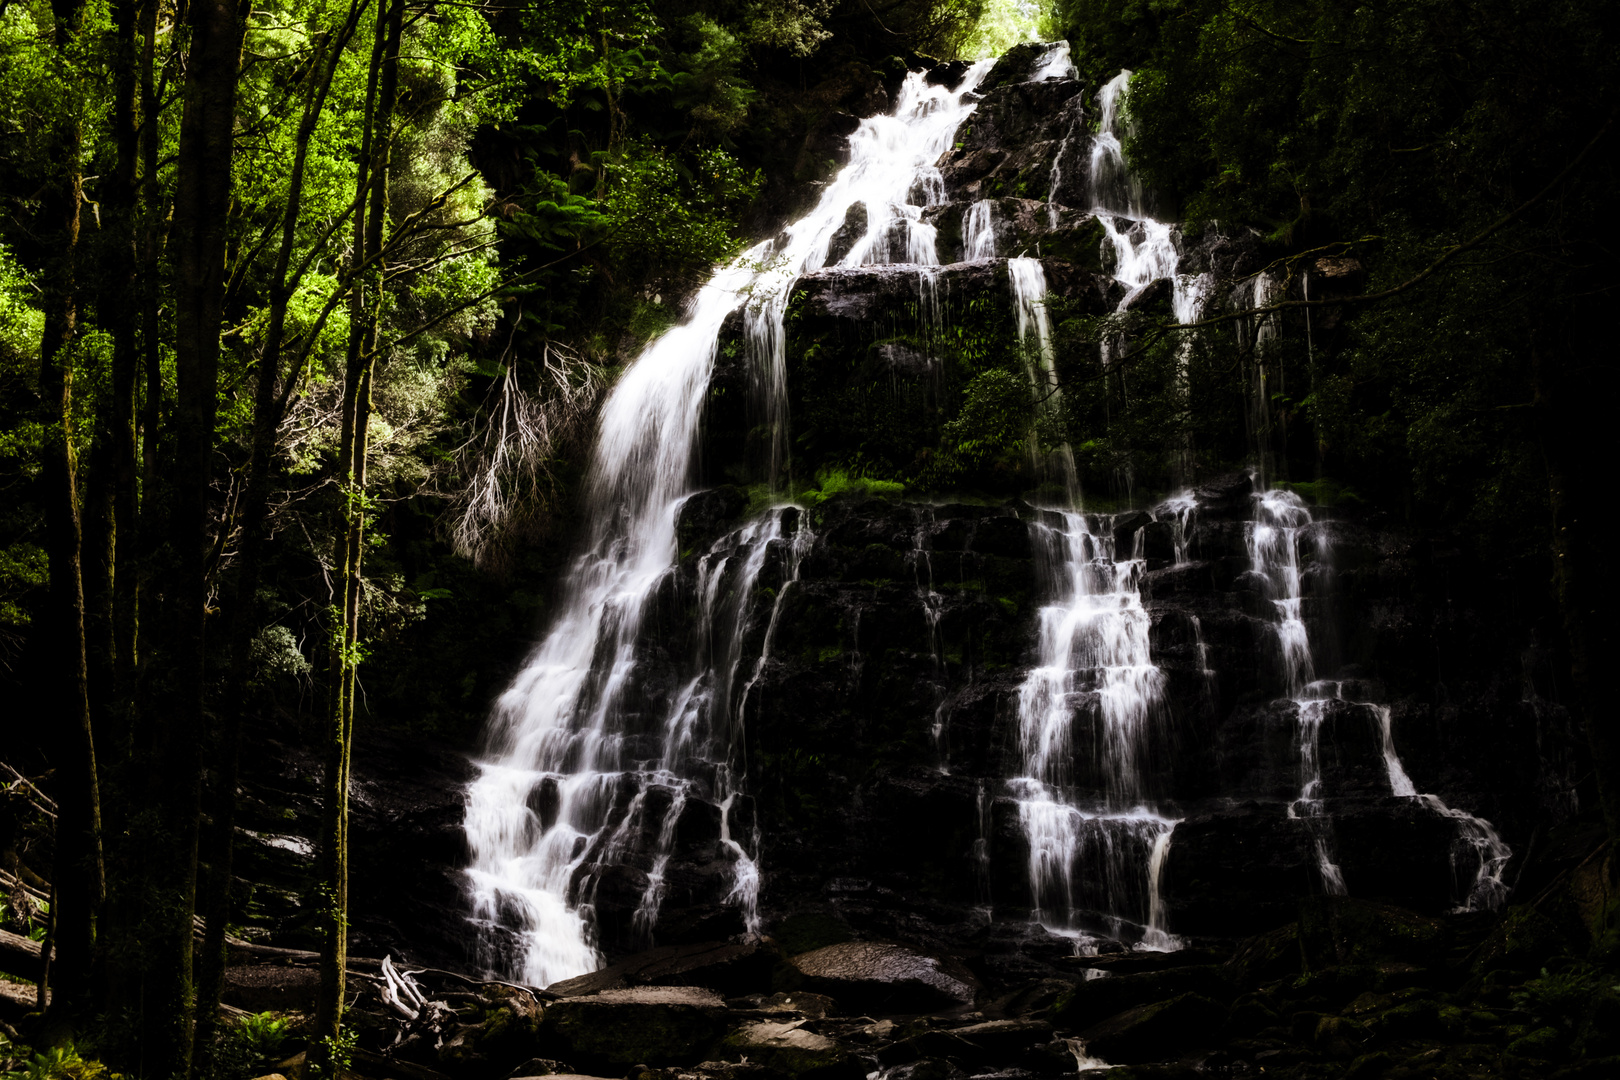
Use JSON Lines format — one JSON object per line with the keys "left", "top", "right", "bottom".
{"left": 1, "top": 0, "right": 1616, "bottom": 1078}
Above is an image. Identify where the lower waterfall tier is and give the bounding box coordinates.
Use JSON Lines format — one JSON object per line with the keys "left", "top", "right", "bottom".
{"left": 463, "top": 474, "right": 1574, "bottom": 976}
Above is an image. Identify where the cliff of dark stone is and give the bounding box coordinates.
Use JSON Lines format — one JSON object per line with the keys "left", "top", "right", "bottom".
{"left": 614, "top": 474, "right": 1573, "bottom": 963}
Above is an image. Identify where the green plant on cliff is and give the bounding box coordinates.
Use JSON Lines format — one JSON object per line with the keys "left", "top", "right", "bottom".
{"left": 928, "top": 368, "right": 1032, "bottom": 487}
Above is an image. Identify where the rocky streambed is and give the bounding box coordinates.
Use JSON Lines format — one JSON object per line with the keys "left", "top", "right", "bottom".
{"left": 211, "top": 818, "right": 1618, "bottom": 1080}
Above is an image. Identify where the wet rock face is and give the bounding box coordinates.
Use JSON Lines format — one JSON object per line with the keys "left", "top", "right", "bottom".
{"left": 559, "top": 470, "right": 1571, "bottom": 965}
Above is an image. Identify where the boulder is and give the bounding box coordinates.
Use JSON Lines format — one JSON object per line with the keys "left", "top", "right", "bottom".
{"left": 751, "top": 991, "right": 841, "bottom": 1018}
{"left": 1298, "top": 898, "right": 1448, "bottom": 971}
{"left": 505, "top": 1059, "right": 575, "bottom": 1078}
{"left": 949, "top": 1017, "right": 1054, "bottom": 1054}
{"left": 720, "top": 1020, "right": 863, "bottom": 1080}
{"left": 546, "top": 941, "right": 775, "bottom": 998}
{"left": 876, "top": 1029, "right": 982, "bottom": 1066}
{"left": 789, "top": 942, "right": 978, "bottom": 1013}
{"left": 437, "top": 988, "right": 547, "bottom": 1076}
{"left": 1078, "top": 992, "right": 1226, "bottom": 1064}
{"left": 1048, "top": 966, "right": 1230, "bottom": 1029}
{"left": 540, "top": 986, "right": 730, "bottom": 1069}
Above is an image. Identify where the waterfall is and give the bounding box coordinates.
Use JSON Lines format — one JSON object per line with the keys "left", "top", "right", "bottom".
{"left": 1010, "top": 510, "right": 1180, "bottom": 952}
{"left": 963, "top": 200, "right": 998, "bottom": 260}
{"left": 1235, "top": 275, "right": 1285, "bottom": 487}
{"left": 463, "top": 59, "right": 996, "bottom": 986}
{"left": 1003, "top": 66, "right": 1226, "bottom": 953}
{"left": 1031, "top": 40, "right": 1078, "bottom": 83}
{"left": 1248, "top": 488, "right": 1511, "bottom": 908}
{"left": 906, "top": 509, "right": 952, "bottom": 770}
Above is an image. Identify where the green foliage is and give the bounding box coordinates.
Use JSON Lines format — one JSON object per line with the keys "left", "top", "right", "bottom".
{"left": 930, "top": 367, "right": 1032, "bottom": 484}
{"left": 1, "top": 1041, "right": 108, "bottom": 1080}
{"left": 196, "top": 1011, "right": 291, "bottom": 1080}
{"left": 961, "top": 0, "right": 1052, "bottom": 60}
{"left": 1277, "top": 477, "right": 1361, "bottom": 507}
{"left": 0, "top": 243, "right": 40, "bottom": 364}
{"left": 306, "top": 1029, "right": 357, "bottom": 1080}
{"left": 605, "top": 141, "right": 763, "bottom": 277}
{"left": 805, "top": 466, "right": 905, "bottom": 504}
{"left": 234, "top": 1013, "right": 290, "bottom": 1066}
{"left": 247, "top": 625, "right": 314, "bottom": 686}
{"left": 1508, "top": 965, "right": 1620, "bottom": 1059}
{"left": 1, "top": 896, "right": 49, "bottom": 942}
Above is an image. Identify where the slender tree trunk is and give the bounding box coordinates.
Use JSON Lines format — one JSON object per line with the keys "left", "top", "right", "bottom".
{"left": 1534, "top": 340, "right": 1619, "bottom": 842}
{"left": 107, "top": 0, "right": 142, "bottom": 737}
{"left": 135, "top": 0, "right": 164, "bottom": 699}
{"left": 144, "top": 0, "right": 247, "bottom": 1072}
{"left": 313, "top": 0, "right": 400, "bottom": 1059}
{"left": 193, "top": 7, "right": 374, "bottom": 1061}
{"left": 38, "top": 0, "right": 106, "bottom": 1026}
{"left": 101, "top": 3, "right": 162, "bottom": 1049}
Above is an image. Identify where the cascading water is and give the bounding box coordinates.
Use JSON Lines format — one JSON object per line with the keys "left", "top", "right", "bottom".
{"left": 1248, "top": 489, "right": 1511, "bottom": 908}
{"left": 463, "top": 59, "right": 996, "bottom": 986}
{"left": 963, "top": 200, "right": 998, "bottom": 260}
{"left": 1011, "top": 510, "right": 1180, "bottom": 951}
{"left": 1002, "top": 62, "right": 1215, "bottom": 953}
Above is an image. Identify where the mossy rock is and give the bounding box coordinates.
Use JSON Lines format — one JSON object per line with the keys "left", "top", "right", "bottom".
{"left": 1505, "top": 1023, "right": 1563, "bottom": 1059}
{"left": 1224, "top": 922, "right": 1302, "bottom": 989}
{"left": 1080, "top": 992, "right": 1225, "bottom": 1065}
{"left": 1298, "top": 897, "right": 1447, "bottom": 971}
{"left": 1471, "top": 904, "right": 1572, "bottom": 976}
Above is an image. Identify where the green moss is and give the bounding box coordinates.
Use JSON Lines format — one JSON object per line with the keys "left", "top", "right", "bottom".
{"left": 1506, "top": 1025, "right": 1563, "bottom": 1058}
{"left": 808, "top": 468, "right": 904, "bottom": 503}
{"left": 771, "top": 913, "right": 855, "bottom": 956}
{"left": 1278, "top": 476, "right": 1364, "bottom": 507}
{"left": 783, "top": 272, "right": 1025, "bottom": 497}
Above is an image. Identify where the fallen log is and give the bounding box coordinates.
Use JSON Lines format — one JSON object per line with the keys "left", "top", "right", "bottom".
{"left": 0, "top": 927, "right": 46, "bottom": 983}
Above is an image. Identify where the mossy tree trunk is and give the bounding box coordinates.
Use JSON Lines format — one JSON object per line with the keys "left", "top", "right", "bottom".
{"left": 141, "top": 0, "right": 248, "bottom": 1071}
{"left": 37, "top": 0, "right": 106, "bottom": 1027}
{"left": 314, "top": 0, "right": 403, "bottom": 1062}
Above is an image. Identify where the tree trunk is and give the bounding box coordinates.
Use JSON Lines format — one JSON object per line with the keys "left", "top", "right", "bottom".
{"left": 1534, "top": 338, "right": 1620, "bottom": 842}
{"left": 191, "top": 8, "right": 365, "bottom": 1062}
{"left": 38, "top": 0, "right": 105, "bottom": 1025}
{"left": 313, "top": 0, "right": 401, "bottom": 1060}
{"left": 144, "top": 0, "right": 247, "bottom": 1071}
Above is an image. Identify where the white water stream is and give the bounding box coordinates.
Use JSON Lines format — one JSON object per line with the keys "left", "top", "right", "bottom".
{"left": 1249, "top": 489, "right": 1511, "bottom": 908}
{"left": 1001, "top": 62, "right": 1208, "bottom": 952}
{"left": 464, "top": 60, "right": 996, "bottom": 986}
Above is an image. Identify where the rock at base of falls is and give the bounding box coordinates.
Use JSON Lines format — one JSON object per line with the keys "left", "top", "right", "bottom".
{"left": 541, "top": 986, "right": 732, "bottom": 1069}
{"left": 1296, "top": 896, "right": 1449, "bottom": 971}
{"left": 787, "top": 941, "right": 979, "bottom": 1013}
{"left": 720, "top": 1021, "right": 862, "bottom": 1080}
{"left": 546, "top": 940, "right": 776, "bottom": 998}
{"left": 1077, "top": 991, "right": 1226, "bottom": 1065}
{"left": 1047, "top": 964, "right": 1229, "bottom": 1031}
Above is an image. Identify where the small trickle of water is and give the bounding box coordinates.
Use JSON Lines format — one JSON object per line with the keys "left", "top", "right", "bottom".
{"left": 1250, "top": 488, "right": 1512, "bottom": 909}
{"left": 963, "top": 200, "right": 998, "bottom": 260}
